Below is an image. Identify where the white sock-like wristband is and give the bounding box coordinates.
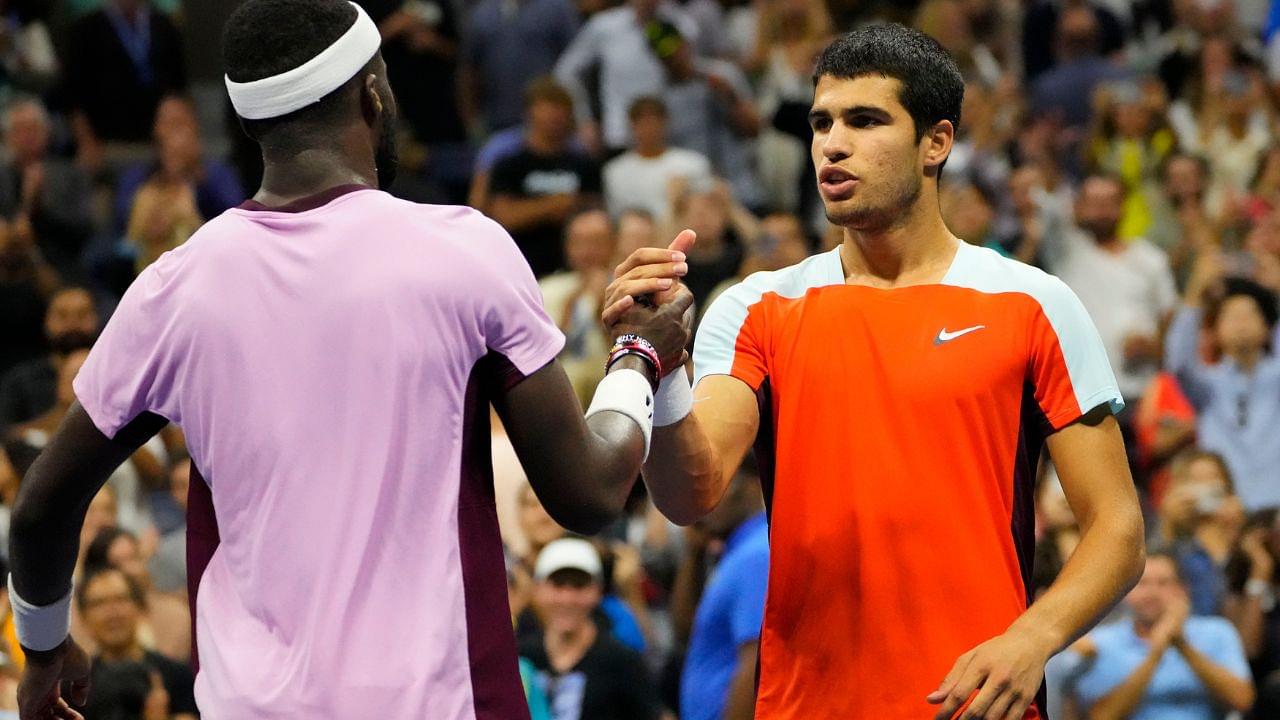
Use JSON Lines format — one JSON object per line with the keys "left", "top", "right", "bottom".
{"left": 7, "top": 575, "right": 71, "bottom": 652}
{"left": 653, "top": 369, "right": 693, "bottom": 427}
{"left": 585, "top": 369, "right": 654, "bottom": 460}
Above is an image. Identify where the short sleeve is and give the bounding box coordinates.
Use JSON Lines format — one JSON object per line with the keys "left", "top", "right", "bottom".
{"left": 727, "top": 547, "right": 769, "bottom": 647}
{"left": 1026, "top": 277, "right": 1124, "bottom": 430}
{"left": 73, "top": 262, "right": 184, "bottom": 437}
{"left": 476, "top": 218, "right": 565, "bottom": 379}
{"left": 693, "top": 281, "right": 767, "bottom": 391}
{"left": 1202, "top": 618, "right": 1252, "bottom": 680}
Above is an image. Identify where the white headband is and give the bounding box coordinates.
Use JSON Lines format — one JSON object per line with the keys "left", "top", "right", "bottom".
{"left": 225, "top": 2, "right": 381, "bottom": 120}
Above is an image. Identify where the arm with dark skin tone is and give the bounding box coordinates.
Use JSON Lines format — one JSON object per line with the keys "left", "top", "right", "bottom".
{"left": 10, "top": 293, "right": 693, "bottom": 720}
{"left": 723, "top": 642, "right": 760, "bottom": 720}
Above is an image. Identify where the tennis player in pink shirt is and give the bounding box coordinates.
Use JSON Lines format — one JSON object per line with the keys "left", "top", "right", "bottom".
{"left": 7, "top": 1, "right": 695, "bottom": 718}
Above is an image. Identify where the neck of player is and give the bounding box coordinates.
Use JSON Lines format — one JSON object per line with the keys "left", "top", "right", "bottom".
{"left": 839, "top": 191, "right": 960, "bottom": 288}
{"left": 253, "top": 128, "right": 378, "bottom": 207}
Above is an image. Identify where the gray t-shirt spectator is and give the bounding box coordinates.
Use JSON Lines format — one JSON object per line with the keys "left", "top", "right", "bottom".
{"left": 554, "top": 3, "right": 698, "bottom": 149}
{"left": 664, "top": 56, "right": 762, "bottom": 208}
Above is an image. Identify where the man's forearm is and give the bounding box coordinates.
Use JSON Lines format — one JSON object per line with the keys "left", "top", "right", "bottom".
{"left": 1009, "top": 508, "right": 1145, "bottom": 655}
{"left": 1173, "top": 637, "right": 1255, "bottom": 711}
{"left": 1088, "top": 645, "right": 1164, "bottom": 720}
{"left": 724, "top": 644, "right": 760, "bottom": 720}
{"left": 645, "top": 412, "right": 729, "bottom": 526}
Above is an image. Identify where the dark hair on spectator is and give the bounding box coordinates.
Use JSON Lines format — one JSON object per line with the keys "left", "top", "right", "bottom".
{"left": 1205, "top": 276, "right": 1279, "bottom": 346}
{"left": 1144, "top": 548, "right": 1184, "bottom": 582}
{"left": 1170, "top": 448, "right": 1237, "bottom": 495}
{"left": 628, "top": 96, "right": 668, "bottom": 121}
{"left": 812, "top": 23, "right": 964, "bottom": 142}
{"left": 223, "top": 0, "right": 370, "bottom": 143}
{"left": 83, "top": 526, "right": 138, "bottom": 577}
{"left": 523, "top": 76, "right": 574, "bottom": 110}
{"left": 76, "top": 566, "right": 147, "bottom": 612}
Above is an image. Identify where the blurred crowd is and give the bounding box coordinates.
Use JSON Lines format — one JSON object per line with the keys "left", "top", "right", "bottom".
{"left": 0, "top": 0, "right": 1279, "bottom": 718}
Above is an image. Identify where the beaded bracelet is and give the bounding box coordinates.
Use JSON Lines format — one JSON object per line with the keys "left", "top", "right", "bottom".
{"left": 606, "top": 334, "right": 662, "bottom": 389}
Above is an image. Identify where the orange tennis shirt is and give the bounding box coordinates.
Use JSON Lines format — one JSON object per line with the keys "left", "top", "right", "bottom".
{"left": 692, "top": 243, "right": 1123, "bottom": 719}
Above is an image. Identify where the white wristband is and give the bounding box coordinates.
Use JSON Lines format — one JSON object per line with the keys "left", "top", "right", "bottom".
{"left": 7, "top": 575, "right": 71, "bottom": 652}
{"left": 585, "top": 368, "right": 654, "bottom": 460}
{"left": 653, "top": 368, "right": 693, "bottom": 427}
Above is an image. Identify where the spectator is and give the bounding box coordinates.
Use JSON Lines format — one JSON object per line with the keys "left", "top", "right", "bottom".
{"left": 1065, "top": 551, "right": 1254, "bottom": 719}
{"left": 0, "top": 1, "right": 59, "bottom": 98}
{"left": 0, "top": 215, "right": 57, "bottom": 376}
{"left": 1029, "top": 4, "right": 1129, "bottom": 132}
{"left": 520, "top": 538, "right": 665, "bottom": 720}
{"left": 83, "top": 527, "right": 190, "bottom": 663}
{"left": 489, "top": 78, "right": 602, "bottom": 278}
{"left": 1086, "top": 79, "right": 1176, "bottom": 241}
{"left": 614, "top": 207, "right": 661, "bottom": 262}
{"left": 0, "top": 285, "right": 97, "bottom": 433}
{"left": 1159, "top": 450, "right": 1246, "bottom": 616}
{"left": 146, "top": 453, "right": 189, "bottom": 596}
{"left": 514, "top": 484, "right": 650, "bottom": 654}
{"left": 461, "top": 0, "right": 578, "bottom": 135}
{"left": 666, "top": 179, "right": 754, "bottom": 308}
{"left": 1044, "top": 174, "right": 1178, "bottom": 405}
{"left": 1022, "top": 0, "right": 1126, "bottom": 83}
{"left": 554, "top": 0, "right": 699, "bottom": 155}
{"left": 115, "top": 95, "right": 245, "bottom": 234}
{"left": 363, "top": 0, "right": 470, "bottom": 201}
{"left": 0, "top": 99, "right": 94, "bottom": 278}
{"left": 1234, "top": 509, "right": 1280, "bottom": 717}
{"left": 675, "top": 468, "right": 767, "bottom": 720}
{"left": 1165, "top": 260, "right": 1280, "bottom": 512}
{"left": 603, "top": 97, "right": 712, "bottom": 222}
{"left": 122, "top": 122, "right": 205, "bottom": 274}
{"left": 647, "top": 20, "right": 762, "bottom": 208}
{"left": 748, "top": 0, "right": 832, "bottom": 216}
{"left": 538, "top": 208, "right": 614, "bottom": 405}
{"left": 77, "top": 566, "right": 198, "bottom": 720}
{"left": 1132, "top": 371, "right": 1197, "bottom": 506}
{"left": 1147, "top": 153, "right": 1215, "bottom": 288}
{"left": 66, "top": 0, "right": 187, "bottom": 169}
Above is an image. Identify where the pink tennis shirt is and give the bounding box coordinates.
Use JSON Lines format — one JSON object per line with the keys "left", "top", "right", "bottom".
{"left": 73, "top": 186, "right": 564, "bottom": 719}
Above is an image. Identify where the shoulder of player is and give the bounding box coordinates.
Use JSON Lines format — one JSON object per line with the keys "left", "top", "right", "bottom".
{"left": 718, "top": 249, "right": 841, "bottom": 306}
{"left": 947, "top": 242, "right": 1081, "bottom": 316}
{"left": 1184, "top": 614, "right": 1242, "bottom": 640}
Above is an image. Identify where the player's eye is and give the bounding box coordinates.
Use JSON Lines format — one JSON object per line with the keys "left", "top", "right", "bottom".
{"left": 810, "top": 117, "right": 832, "bottom": 132}
{"left": 852, "top": 116, "right": 880, "bottom": 128}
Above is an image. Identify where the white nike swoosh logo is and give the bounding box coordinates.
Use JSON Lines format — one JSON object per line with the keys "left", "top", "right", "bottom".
{"left": 935, "top": 325, "right": 986, "bottom": 345}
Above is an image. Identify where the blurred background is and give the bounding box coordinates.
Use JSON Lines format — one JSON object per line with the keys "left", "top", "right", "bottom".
{"left": 1, "top": 0, "right": 1279, "bottom": 718}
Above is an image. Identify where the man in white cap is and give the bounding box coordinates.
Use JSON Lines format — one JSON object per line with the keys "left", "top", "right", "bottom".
{"left": 523, "top": 538, "right": 663, "bottom": 720}
{"left": 7, "top": 1, "right": 694, "bottom": 718}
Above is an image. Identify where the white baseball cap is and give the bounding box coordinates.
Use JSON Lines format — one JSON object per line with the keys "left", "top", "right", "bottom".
{"left": 534, "top": 538, "right": 603, "bottom": 582}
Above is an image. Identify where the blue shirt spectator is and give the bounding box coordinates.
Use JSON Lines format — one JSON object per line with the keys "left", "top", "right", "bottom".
{"left": 463, "top": 0, "right": 578, "bottom": 133}
{"left": 1164, "top": 283, "right": 1280, "bottom": 512}
{"left": 1074, "top": 616, "right": 1252, "bottom": 720}
{"left": 680, "top": 512, "right": 769, "bottom": 720}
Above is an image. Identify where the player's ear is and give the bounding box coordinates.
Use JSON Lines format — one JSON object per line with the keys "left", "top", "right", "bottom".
{"left": 360, "top": 73, "right": 384, "bottom": 128}
{"left": 922, "top": 119, "right": 954, "bottom": 172}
